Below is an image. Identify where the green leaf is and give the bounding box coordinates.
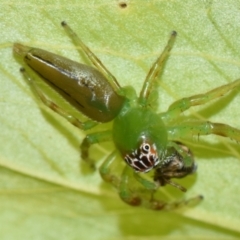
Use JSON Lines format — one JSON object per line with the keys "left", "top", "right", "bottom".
{"left": 1, "top": 0, "right": 240, "bottom": 239}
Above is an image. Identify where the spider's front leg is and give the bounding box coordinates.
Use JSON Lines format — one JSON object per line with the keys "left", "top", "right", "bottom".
{"left": 99, "top": 152, "right": 158, "bottom": 205}
{"left": 119, "top": 165, "right": 202, "bottom": 210}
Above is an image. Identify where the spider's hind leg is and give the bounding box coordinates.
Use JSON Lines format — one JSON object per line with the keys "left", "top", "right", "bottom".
{"left": 19, "top": 67, "right": 97, "bottom": 131}
{"left": 61, "top": 21, "right": 121, "bottom": 91}
{"left": 20, "top": 67, "right": 111, "bottom": 169}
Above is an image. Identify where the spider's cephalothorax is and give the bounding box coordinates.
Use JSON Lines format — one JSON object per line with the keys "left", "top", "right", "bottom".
{"left": 124, "top": 140, "right": 160, "bottom": 173}
{"left": 14, "top": 21, "right": 240, "bottom": 210}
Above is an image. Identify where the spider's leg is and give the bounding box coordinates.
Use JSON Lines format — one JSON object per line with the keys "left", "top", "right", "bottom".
{"left": 167, "top": 120, "right": 240, "bottom": 143}
{"left": 99, "top": 150, "right": 120, "bottom": 188}
{"left": 119, "top": 165, "right": 145, "bottom": 207}
{"left": 149, "top": 194, "right": 203, "bottom": 211}
{"left": 119, "top": 165, "right": 202, "bottom": 210}
{"left": 20, "top": 68, "right": 97, "bottom": 130}
{"left": 21, "top": 68, "right": 110, "bottom": 169}
{"left": 61, "top": 21, "right": 121, "bottom": 91}
{"left": 161, "top": 78, "right": 240, "bottom": 122}
{"left": 133, "top": 172, "right": 158, "bottom": 190}
{"left": 81, "top": 130, "right": 112, "bottom": 169}
{"left": 139, "top": 31, "right": 177, "bottom": 106}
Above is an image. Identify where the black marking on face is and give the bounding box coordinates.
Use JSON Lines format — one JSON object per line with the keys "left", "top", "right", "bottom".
{"left": 124, "top": 141, "right": 159, "bottom": 173}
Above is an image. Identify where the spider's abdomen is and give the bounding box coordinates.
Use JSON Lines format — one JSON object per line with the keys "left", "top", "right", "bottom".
{"left": 14, "top": 44, "right": 125, "bottom": 122}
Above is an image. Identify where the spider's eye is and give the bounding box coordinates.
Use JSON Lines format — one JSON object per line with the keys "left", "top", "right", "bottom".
{"left": 141, "top": 143, "right": 150, "bottom": 153}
